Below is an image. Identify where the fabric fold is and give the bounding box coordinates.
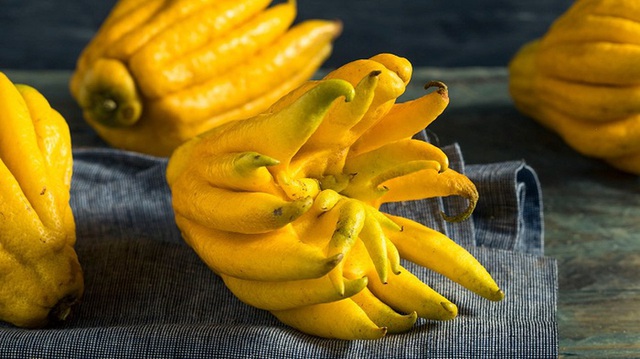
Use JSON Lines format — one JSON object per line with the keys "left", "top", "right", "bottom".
{"left": 467, "top": 161, "right": 545, "bottom": 256}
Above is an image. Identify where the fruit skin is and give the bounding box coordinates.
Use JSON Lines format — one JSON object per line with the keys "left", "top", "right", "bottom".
{"left": 508, "top": 0, "right": 640, "bottom": 174}
{"left": 70, "top": 0, "right": 341, "bottom": 157}
{"left": 167, "top": 54, "right": 503, "bottom": 340}
{"left": 0, "top": 72, "right": 84, "bottom": 328}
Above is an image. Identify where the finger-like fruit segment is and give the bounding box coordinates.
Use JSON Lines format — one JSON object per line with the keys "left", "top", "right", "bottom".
{"left": 527, "top": 106, "right": 640, "bottom": 158}
{"left": 0, "top": 160, "right": 49, "bottom": 252}
{"left": 285, "top": 71, "right": 382, "bottom": 179}
{"left": 324, "top": 199, "right": 366, "bottom": 295}
{"left": 359, "top": 212, "right": 390, "bottom": 283}
{"left": 222, "top": 274, "right": 368, "bottom": 311}
{"left": 71, "top": 0, "right": 165, "bottom": 80}
{"left": 180, "top": 79, "right": 355, "bottom": 168}
{"left": 387, "top": 214, "right": 504, "bottom": 302}
{"left": 536, "top": 75, "right": 640, "bottom": 123}
{"left": 350, "top": 287, "right": 418, "bottom": 334}
{"left": 342, "top": 139, "right": 448, "bottom": 201}
{"left": 346, "top": 139, "right": 448, "bottom": 174}
{"left": 323, "top": 57, "right": 407, "bottom": 141}
{"left": 177, "top": 216, "right": 342, "bottom": 281}
{"left": 146, "top": 20, "right": 343, "bottom": 125}
{"left": 173, "top": 176, "right": 311, "bottom": 234}
{"left": 106, "top": 0, "right": 227, "bottom": 60}
{"left": 17, "top": 85, "right": 73, "bottom": 193}
{"left": 194, "top": 151, "right": 280, "bottom": 193}
{"left": 368, "top": 53, "right": 413, "bottom": 85}
{"left": 378, "top": 167, "right": 479, "bottom": 222}
{"left": 537, "top": 41, "right": 640, "bottom": 86}
{"left": 366, "top": 265, "right": 458, "bottom": 321}
{"left": 303, "top": 70, "right": 380, "bottom": 152}
{"left": 271, "top": 299, "right": 388, "bottom": 340}
{"left": 129, "top": 0, "right": 276, "bottom": 98}
{"left": 352, "top": 81, "right": 449, "bottom": 155}
{"left": 326, "top": 200, "right": 366, "bottom": 259}
{"left": 544, "top": 12, "right": 640, "bottom": 46}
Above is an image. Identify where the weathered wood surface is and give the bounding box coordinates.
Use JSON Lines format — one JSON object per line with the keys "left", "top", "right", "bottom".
{"left": 4, "top": 68, "right": 638, "bottom": 357}
{"left": 418, "top": 68, "right": 640, "bottom": 358}
{"left": 0, "top": 0, "right": 573, "bottom": 69}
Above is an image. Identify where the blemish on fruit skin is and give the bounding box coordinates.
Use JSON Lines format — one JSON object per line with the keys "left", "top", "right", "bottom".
{"left": 40, "top": 187, "right": 47, "bottom": 195}
{"left": 273, "top": 207, "right": 283, "bottom": 216}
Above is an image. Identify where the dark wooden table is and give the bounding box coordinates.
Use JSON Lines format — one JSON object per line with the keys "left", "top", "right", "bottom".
{"left": 4, "top": 68, "right": 639, "bottom": 357}
{"left": 420, "top": 68, "right": 640, "bottom": 358}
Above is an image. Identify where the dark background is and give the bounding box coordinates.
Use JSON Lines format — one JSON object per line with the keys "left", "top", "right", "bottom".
{"left": 0, "top": 0, "right": 573, "bottom": 70}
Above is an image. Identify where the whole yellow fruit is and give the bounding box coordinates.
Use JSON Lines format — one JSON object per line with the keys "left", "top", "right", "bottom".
{"left": 70, "top": 0, "right": 342, "bottom": 156}
{"left": 509, "top": 0, "right": 640, "bottom": 174}
{"left": 166, "top": 54, "right": 503, "bottom": 340}
{"left": 0, "top": 72, "right": 84, "bottom": 328}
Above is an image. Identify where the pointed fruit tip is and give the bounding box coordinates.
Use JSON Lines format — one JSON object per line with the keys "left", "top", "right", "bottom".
{"left": 246, "top": 152, "right": 280, "bottom": 167}
{"left": 276, "top": 197, "right": 313, "bottom": 225}
{"left": 407, "top": 311, "right": 418, "bottom": 321}
{"left": 309, "top": 78, "right": 356, "bottom": 107}
{"left": 440, "top": 301, "right": 458, "bottom": 319}
{"left": 327, "top": 253, "right": 344, "bottom": 268}
{"left": 331, "top": 19, "right": 344, "bottom": 38}
{"left": 332, "top": 78, "right": 356, "bottom": 102}
{"left": 491, "top": 288, "right": 505, "bottom": 302}
{"left": 362, "top": 327, "right": 389, "bottom": 339}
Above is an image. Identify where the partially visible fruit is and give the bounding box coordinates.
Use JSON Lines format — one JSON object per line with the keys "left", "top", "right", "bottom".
{"left": 70, "top": 0, "right": 341, "bottom": 156}
{"left": 0, "top": 72, "right": 84, "bottom": 328}
{"left": 509, "top": 0, "right": 640, "bottom": 174}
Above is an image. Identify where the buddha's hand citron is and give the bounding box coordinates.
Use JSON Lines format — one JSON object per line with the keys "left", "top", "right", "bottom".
{"left": 167, "top": 54, "right": 504, "bottom": 340}
{"left": 0, "top": 72, "right": 83, "bottom": 328}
